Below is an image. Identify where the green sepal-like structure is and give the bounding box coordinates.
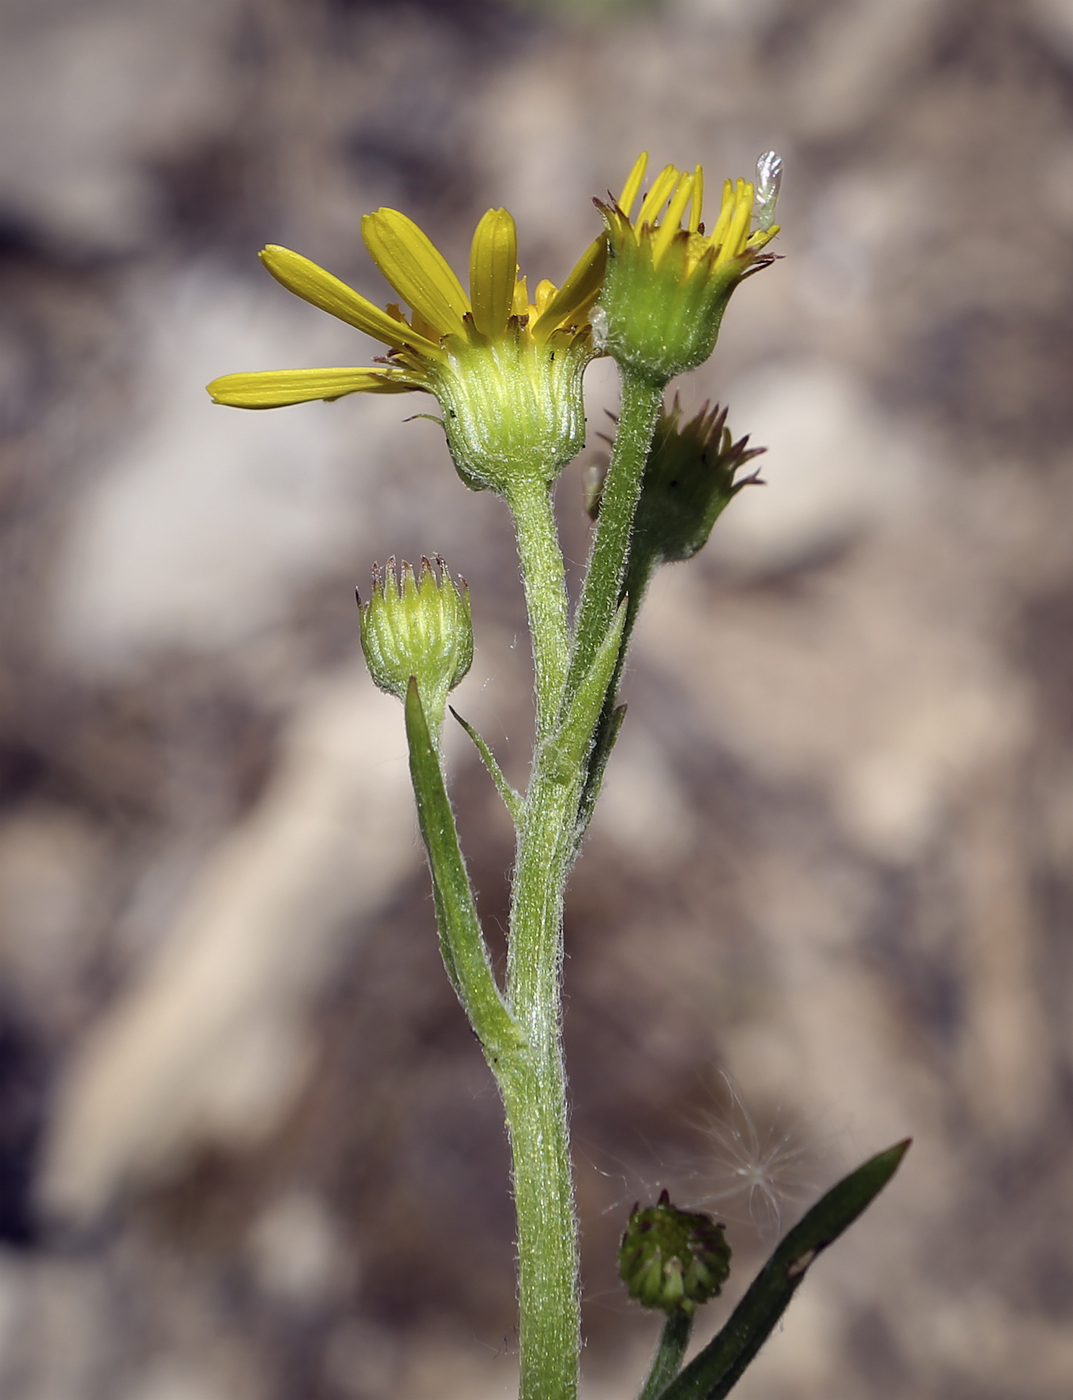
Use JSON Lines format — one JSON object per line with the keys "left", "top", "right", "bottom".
{"left": 594, "top": 224, "right": 748, "bottom": 384}
{"left": 435, "top": 328, "right": 594, "bottom": 494}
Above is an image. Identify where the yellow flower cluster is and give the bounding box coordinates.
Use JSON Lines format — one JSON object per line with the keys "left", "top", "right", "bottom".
{"left": 207, "top": 151, "right": 780, "bottom": 487}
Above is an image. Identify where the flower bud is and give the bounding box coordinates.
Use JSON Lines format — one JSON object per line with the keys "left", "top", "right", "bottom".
{"left": 630, "top": 397, "right": 764, "bottom": 566}
{"left": 618, "top": 1190, "right": 731, "bottom": 1315}
{"left": 358, "top": 556, "right": 473, "bottom": 730}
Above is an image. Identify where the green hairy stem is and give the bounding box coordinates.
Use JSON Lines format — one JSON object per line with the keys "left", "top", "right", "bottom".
{"left": 404, "top": 375, "right": 662, "bottom": 1400}
{"left": 400, "top": 374, "right": 910, "bottom": 1400}
{"left": 397, "top": 290, "right": 907, "bottom": 1400}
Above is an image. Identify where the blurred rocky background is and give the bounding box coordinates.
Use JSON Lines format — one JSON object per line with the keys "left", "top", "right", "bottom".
{"left": 1, "top": 0, "right": 1072, "bottom": 1396}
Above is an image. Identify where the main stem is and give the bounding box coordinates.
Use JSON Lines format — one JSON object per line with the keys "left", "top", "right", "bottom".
{"left": 502, "top": 768, "right": 582, "bottom": 1400}
{"left": 496, "top": 376, "right": 666, "bottom": 1400}
{"left": 501, "top": 471, "right": 582, "bottom": 1400}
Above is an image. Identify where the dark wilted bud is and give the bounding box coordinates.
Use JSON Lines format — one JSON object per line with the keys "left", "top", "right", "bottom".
{"left": 618, "top": 1189, "right": 732, "bottom": 1316}
{"left": 630, "top": 397, "right": 764, "bottom": 565}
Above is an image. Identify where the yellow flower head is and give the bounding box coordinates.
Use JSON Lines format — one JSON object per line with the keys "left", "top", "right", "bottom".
{"left": 207, "top": 208, "right": 606, "bottom": 496}
{"left": 593, "top": 150, "right": 781, "bottom": 383}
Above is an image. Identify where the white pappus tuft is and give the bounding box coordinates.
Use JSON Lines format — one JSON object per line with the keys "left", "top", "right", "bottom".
{"left": 753, "top": 151, "right": 783, "bottom": 232}
{"left": 697, "top": 1073, "right": 812, "bottom": 1239}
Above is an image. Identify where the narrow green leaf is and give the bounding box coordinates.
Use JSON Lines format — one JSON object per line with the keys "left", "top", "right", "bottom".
{"left": 657, "top": 1139, "right": 911, "bottom": 1400}
{"left": 547, "top": 600, "right": 627, "bottom": 784}
{"left": 450, "top": 707, "right": 524, "bottom": 826}
{"left": 574, "top": 701, "right": 627, "bottom": 848}
{"left": 405, "top": 678, "right": 524, "bottom": 1058}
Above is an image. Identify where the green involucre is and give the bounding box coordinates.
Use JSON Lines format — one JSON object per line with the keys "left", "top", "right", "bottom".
{"left": 359, "top": 556, "right": 472, "bottom": 729}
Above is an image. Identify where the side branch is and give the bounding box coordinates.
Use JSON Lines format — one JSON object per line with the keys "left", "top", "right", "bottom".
{"left": 405, "top": 678, "right": 524, "bottom": 1060}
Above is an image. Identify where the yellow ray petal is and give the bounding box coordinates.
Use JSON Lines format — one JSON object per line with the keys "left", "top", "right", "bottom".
{"left": 362, "top": 209, "right": 470, "bottom": 339}
{"left": 512, "top": 274, "right": 530, "bottom": 318}
{"left": 707, "top": 179, "right": 736, "bottom": 251}
{"left": 259, "top": 246, "right": 441, "bottom": 354}
{"left": 747, "top": 222, "right": 781, "bottom": 252}
{"left": 651, "top": 171, "right": 694, "bottom": 265}
{"left": 719, "top": 179, "right": 754, "bottom": 262}
{"left": 469, "top": 208, "right": 518, "bottom": 339}
{"left": 637, "top": 164, "right": 681, "bottom": 228}
{"left": 688, "top": 165, "right": 703, "bottom": 233}
{"left": 617, "top": 152, "right": 648, "bottom": 217}
{"left": 530, "top": 236, "right": 607, "bottom": 340}
{"left": 410, "top": 306, "right": 443, "bottom": 344}
{"left": 533, "top": 279, "right": 556, "bottom": 318}
{"left": 206, "top": 367, "right": 415, "bottom": 408}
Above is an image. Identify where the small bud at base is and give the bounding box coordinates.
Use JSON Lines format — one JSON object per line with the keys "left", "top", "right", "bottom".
{"left": 618, "top": 1190, "right": 731, "bottom": 1316}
